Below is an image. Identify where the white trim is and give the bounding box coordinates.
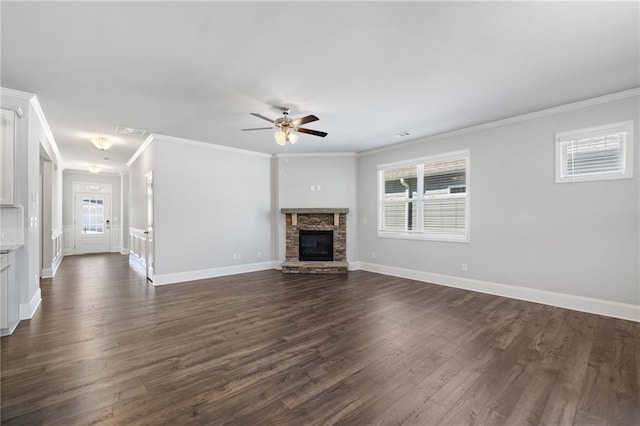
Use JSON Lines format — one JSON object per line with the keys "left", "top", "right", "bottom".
{"left": 0, "top": 320, "right": 20, "bottom": 337}
{"left": 358, "top": 262, "right": 640, "bottom": 322}
{"left": 127, "top": 133, "right": 272, "bottom": 167}
{"left": 63, "top": 169, "right": 123, "bottom": 177}
{"left": 51, "top": 252, "right": 63, "bottom": 277}
{"left": 555, "top": 120, "right": 634, "bottom": 183}
{"left": 272, "top": 261, "right": 283, "bottom": 270}
{"left": 360, "top": 88, "right": 640, "bottom": 157}
{"left": 153, "top": 261, "right": 275, "bottom": 286}
{"left": 0, "top": 87, "right": 35, "bottom": 100}
{"left": 377, "top": 149, "right": 470, "bottom": 243}
{"left": 30, "top": 95, "right": 63, "bottom": 166}
{"left": 128, "top": 253, "right": 146, "bottom": 277}
{"left": 274, "top": 152, "right": 358, "bottom": 158}
{"left": 126, "top": 134, "right": 154, "bottom": 167}
{"left": 348, "top": 261, "right": 361, "bottom": 271}
{"left": 153, "top": 133, "right": 272, "bottom": 158}
{"left": 19, "top": 288, "right": 42, "bottom": 320}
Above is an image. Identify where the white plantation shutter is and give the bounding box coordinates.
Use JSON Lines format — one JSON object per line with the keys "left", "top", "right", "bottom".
{"left": 379, "top": 151, "right": 469, "bottom": 242}
{"left": 556, "top": 122, "right": 633, "bottom": 183}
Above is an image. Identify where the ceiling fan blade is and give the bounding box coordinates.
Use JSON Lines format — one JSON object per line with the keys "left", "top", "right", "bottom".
{"left": 290, "top": 114, "right": 319, "bottom": 127}
{"left": 241, "top": 127, "right": 273, "bottom": 131}
{"left": 250, "top": 113, "right": 275, "bottom": 123}
{"left": 296, "top": 127, "right": 328, "bottom": 138}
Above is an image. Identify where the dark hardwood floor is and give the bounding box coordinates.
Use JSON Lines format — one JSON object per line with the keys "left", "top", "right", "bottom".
{"left": 1, "top": 254, "right": 638, "bottom": 425}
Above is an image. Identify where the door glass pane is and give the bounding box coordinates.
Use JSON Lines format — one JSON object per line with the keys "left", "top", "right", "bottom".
{"left": 81, "top": 197, "right": 104, "bottom": 234}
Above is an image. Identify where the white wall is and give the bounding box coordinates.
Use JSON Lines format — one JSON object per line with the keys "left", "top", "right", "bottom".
{"left": 357, "top": 95, "right": 639, "bottom": 310}
{"left": 128, "top": 135, "right": 273, "bottom": 284}
{"left": 0, "top": 88, "right": 61, "bottom": 326}
{"left": 62, "top": 171, "right": 124, "bottom": 253}
{"left": 274, "top": 154, "right": 358, "bottom": 265}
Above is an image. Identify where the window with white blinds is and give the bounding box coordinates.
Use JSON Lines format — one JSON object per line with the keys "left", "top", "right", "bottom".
{"left": 555, "top": 121, "right": 633, "bottom": 183}
{"left": 378, "top": 150, "right": 469, "bottom": 242}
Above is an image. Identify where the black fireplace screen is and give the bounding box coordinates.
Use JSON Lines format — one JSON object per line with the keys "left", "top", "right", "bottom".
{"left": 299, "top": 230, "right": 333, "bottom": 261}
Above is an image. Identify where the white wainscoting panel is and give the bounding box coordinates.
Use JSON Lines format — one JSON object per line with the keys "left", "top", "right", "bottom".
{"left": 62, "top": 225, "right": 74, "bottom": 255}
{"left": 110, "top": 225, "right": 122, "bottom": 253}
{"left": 129, "top": 227, "right": 147, "bottom": 277}
{"left": 42, "top": 227, "right": 64, "bottom": 278}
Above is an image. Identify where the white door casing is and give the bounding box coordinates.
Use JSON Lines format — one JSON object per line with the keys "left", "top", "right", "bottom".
{"left": 145, "top": 172, "right": 154, "bottom": 281}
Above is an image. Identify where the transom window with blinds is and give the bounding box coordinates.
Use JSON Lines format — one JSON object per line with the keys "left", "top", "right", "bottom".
{"left": 378, "top": 150, "right": 469, "bottom": 242}
{"left": 555, "top": 121, "right": 633, "bottom": 183}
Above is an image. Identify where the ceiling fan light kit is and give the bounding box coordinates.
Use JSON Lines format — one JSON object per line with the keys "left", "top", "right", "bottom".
{"left": 242, "top": 106, "right": 327, "bottom": 146}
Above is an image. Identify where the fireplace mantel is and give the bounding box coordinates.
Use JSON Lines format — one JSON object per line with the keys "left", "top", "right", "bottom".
{"left": 281, "top": 208, "right": 349, "bottom": 274}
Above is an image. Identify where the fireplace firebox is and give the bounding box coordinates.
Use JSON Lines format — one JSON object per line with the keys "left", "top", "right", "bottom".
{"left": 299, "top": 230, "right": 333, "bottom": 261}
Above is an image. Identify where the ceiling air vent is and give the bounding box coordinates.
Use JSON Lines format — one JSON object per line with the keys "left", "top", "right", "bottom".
{"left": 115, "top": 125, "right": 147, "bottom": 136}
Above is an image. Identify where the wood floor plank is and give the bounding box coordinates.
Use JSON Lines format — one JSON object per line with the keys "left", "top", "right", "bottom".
{"left": 1, "top": 253, "right": 638, "bottom": 425}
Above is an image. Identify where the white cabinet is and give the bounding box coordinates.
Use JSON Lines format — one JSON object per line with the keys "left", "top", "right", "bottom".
{"left": 0, "top": 108, "right": 18, "bottom": 205}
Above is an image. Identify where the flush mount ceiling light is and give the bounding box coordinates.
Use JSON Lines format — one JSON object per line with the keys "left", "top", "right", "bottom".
{"left": 87, "top": 165, "right": 101, "bottom": 174}
{"left": 242, "top": 106, "right": 327, "bottom": 146}
{"left": 90, "top": 136, "right": 114, "bottom": 151}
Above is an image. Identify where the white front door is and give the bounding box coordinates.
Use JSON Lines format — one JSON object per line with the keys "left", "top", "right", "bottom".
{"left": 75, "top": 192, "right": 111, "bottom": 254}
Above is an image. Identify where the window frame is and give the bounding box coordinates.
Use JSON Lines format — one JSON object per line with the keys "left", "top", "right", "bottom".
{"left": 555, "top": 121, "right": 634, "bottom": 183}
{"left": 377, "top": 149, "right": 470, "bottom": 243}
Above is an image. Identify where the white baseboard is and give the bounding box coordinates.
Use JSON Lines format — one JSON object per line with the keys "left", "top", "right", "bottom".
{"left": 153, "top": 261, "right": 275, "bottom": 286}
{"left": 348, "top": 261, "right": 361, "bottom": 271}
{"left": 272, "top": 261, "right": 283, "bottom": 270}
{"left": 120, "top": 249, "right": 129, "bottom": 256}
{"left": 128, "top": 254, "right": 146, "bottom": 278}
{"left": 358, "top": 262, "right": 640, "bottom": 323}
{"left": 41, "top": 267, "right": 53, "bottom": 279}
{"left": 0, "top": 320, "right": 20, "bottom": 337}
{"left": 19, "top": 288, "right": 42, "bottom": 320}
{"left": 62, "top": 248, "right": 75, "bottom": 256}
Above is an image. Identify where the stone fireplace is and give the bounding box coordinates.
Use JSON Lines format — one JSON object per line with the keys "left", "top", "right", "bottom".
{"left": 281, "top": 208, "right": 348, "bottom": 274}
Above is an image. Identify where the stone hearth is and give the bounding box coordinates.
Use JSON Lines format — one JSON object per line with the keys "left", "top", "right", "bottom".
{"left": 281, "top": 208, "right": 348, "bottom": 274}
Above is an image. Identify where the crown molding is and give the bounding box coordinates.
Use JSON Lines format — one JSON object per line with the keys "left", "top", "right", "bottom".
{"left": 152, "top": 133, "right": 272, "bottom": 158}
{"left": 0, "top": 87, "right": 35, "bottom": 101}
{"left": 360, "top": 87, "right": 640, "bottom": 157}
{"left": 63, "top": 169, "right": 123, "bottom": 177}
{"left": 1, "top": 88, "right": 64, "bottom": 167}
{"left": 126, "top": 133, "right": 154, "bottom": 167}
{"left": 30, "top": 95, "right": 64, "bottom": 167}
{"left": 274, "top": 152, "right": 358, "bottom": 159}
{"left": 127, "top": 133, "right": 272, "bottom": 167}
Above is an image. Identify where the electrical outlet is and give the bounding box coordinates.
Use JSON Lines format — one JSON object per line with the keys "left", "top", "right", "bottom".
{"left": 371, "top": 252, "right": 376, "bottom": 259}
{"left": 0, "top": 231, "right": 4, "bottom": 241}
{"left": 363, "top": 217, "right": 368, "bottom": 225}
{"left": 257, "top": 251, "right": 262, "bottom": 259}
{"left": 317, "top": 184, "right": 322, "bottom": 191}
{"left": 460, "top": 263, "right": 468, "bottom": 272}
{"left": 237, "top": 253, "right": 242, "bottom": 260}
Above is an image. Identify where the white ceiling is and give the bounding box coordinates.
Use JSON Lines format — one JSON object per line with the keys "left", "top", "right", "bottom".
{"left": 2, "top": 1, "right": 638, "bottom": 172}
